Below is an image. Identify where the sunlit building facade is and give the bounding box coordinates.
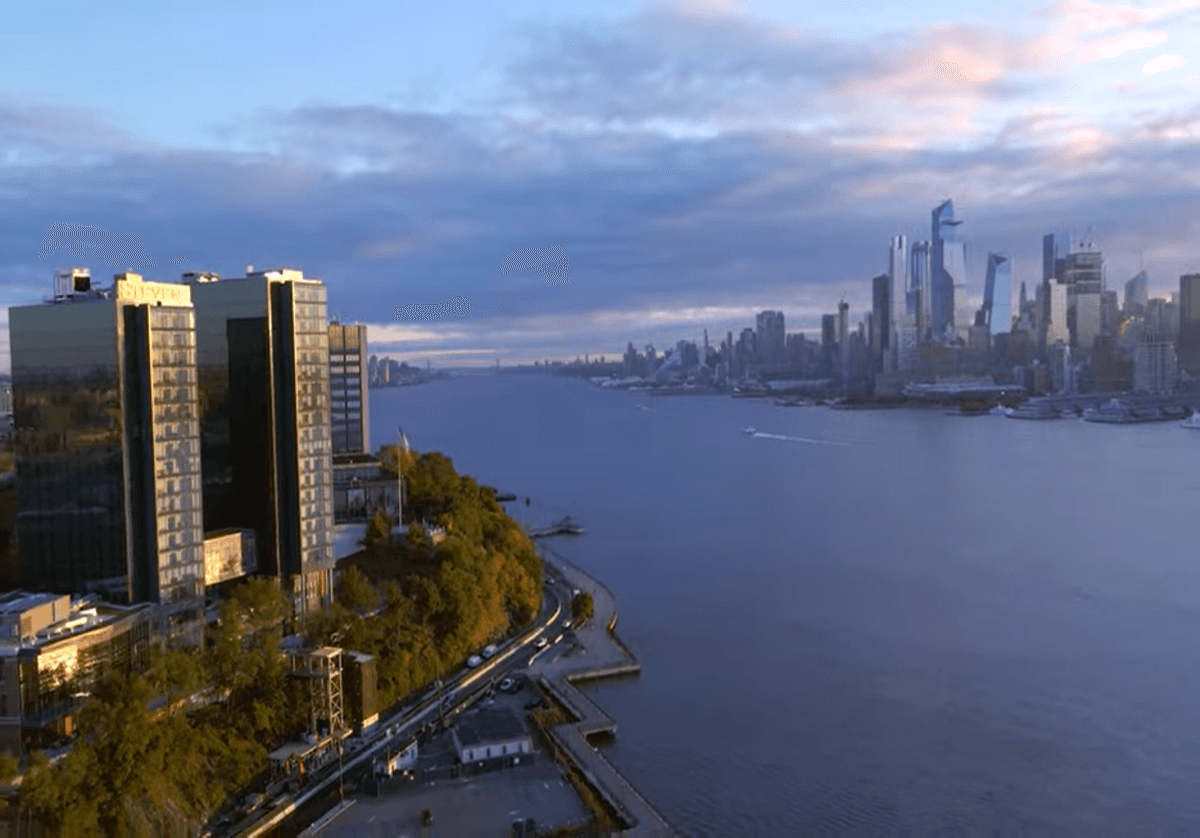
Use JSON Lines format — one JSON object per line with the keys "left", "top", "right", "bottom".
{"left": 187, "top": 268, "right": 334, "bottom": 618}
{"left": 9, "top": 271, "right": 205, "bottom": 643}
{"left": 328, "top": 323, "right": 370, "bottom": 455}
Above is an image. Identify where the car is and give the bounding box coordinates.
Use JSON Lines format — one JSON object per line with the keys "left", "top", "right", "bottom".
{"left": 467, "top": 655, "right": 483, "bottom": 668}
{"left": 482, "top": 644, "right": 498, "bottom": 659}
{"left": 534, "top": 637, "right": 549, "bottom": 649}
{"left": 498, "top": 677, "right": 515, "bottom": 692}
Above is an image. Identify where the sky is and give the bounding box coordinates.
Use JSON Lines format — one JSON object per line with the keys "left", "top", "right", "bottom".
{"left": 2, "top": 0, "right": 1199, "bottom": 369}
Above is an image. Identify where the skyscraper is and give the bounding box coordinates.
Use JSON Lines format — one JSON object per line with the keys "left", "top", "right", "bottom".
{"left": 931, "top": 200, "right": 965, "bottom": 343}
{"left": 888, "top": 235, "right": 907, "bottom": 370}
{"left": 837, "top": 301, "right": 850, "bottom": 381}
{"left": 188, "top": 267, "right": 334, "bottom": 618}
{"left": 10, "top": 270, "right": 205, "bottom": 641}
{"left": 983, "top": 253, "right": 1013, "bottom": 336}
{"left": 1059, "top": 249, "right": 1104, "bottom": 353}
{"left": 755, "top": 311, "right": 785, "bottom": 368}
{"left": 871, "top": 274, "right": 890, "bottom": 370}
{"left": 910, "top": 240, "right": 932, "bottom": 341}
{"left": 328, "top": 323, "right": 370, "bottom": 455}
{"left": 1124, "top": 270, "right": 1148, "bottom": 318}
{"left": 1177, "top": 273, "right": 1200, "bottom": 376}
{"left": 1040, "top": 233, "right": 1068, "bottom": 354}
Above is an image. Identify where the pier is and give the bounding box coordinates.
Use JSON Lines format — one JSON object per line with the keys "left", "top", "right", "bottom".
{"left": 533, "top": 546, "right": 677, "bottom": 838}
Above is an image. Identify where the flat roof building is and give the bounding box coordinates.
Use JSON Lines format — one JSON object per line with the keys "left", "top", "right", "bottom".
{"left": 0, "top": 591, "right": 153, "bottom": 755}
{"left": 187, "top": 268, "right": 335, "bottom": 618}
{"left": 451, "top": 707, "right": 533, "bottom": 765}
{"left": 9, "top": 270, "right": 205, "bottom": 643}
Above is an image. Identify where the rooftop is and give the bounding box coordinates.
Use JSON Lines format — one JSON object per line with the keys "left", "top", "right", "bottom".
{"left": 454, "top": 708, "right": 528, "bottom": 748}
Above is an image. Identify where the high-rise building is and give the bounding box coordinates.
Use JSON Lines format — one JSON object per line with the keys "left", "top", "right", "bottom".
{"left": 1124, "top": 271, "right": 1148, "bottom": 318}
{"left": 328, "top": 323, "right": 370, "bottom": 455}
{"left": 871, "top": 274, "right": 890, "bottom": 370}
{"left": 983, "top": 253, "right": 1013, "bottom": 336}
{"left": 187, "top": 268, "right": 334, "bottom": 618}
{"left": 931, "top": 200, "right": 965, "bottom": 343}
{"left": 910, "top": 240, "right": 932, "bottom": 341}
{"left": 837, "top": 301, "right": 850, "bottom": 381}
{"left": 888, "top": 236, "right": 907, "bottom": 370}
{"left": 1177, "top": 274, "right": 1200, "bottom": 377}
{"left": 1050, "top": 340, "right": 1074, "bottom": 393}
{"left": 1100, "top": 291, "right": 1120, "bottom": 336}
{"left": 896, "top": 287, "right": 920, "bottom": 372}
{"left": 953, "top": 283, "right": 972, "bottom": 342}
{"left": 1047, "top": 282, "right": 1070, "bottom": 346}
{"left": 755, "top": 311, "right": 786, "bottom": 368}
{"left": 10, "top": 270, "right": 205, "bottom": 641}
{"left": 1040, "top": 233, "right": 1068, "bottom": 353}
{"left": 1058, "top": 249, "right": 1103, "bottom": 353}
{"left": 1134, "top": 333, "right": 1179, "bottom": 393}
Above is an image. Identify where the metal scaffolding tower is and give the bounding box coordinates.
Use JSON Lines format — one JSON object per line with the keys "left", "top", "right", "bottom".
{"left": 289, "top": 646, "right": 345, "bottom": 737}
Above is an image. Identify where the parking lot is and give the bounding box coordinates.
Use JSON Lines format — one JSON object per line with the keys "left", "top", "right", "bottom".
{"left": 315, "top": 674, "right": 591, "bottom": 837}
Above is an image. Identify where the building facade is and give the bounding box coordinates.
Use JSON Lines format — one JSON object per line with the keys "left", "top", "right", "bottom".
{"left": 1176, "top": 273, "right": 1200, "bottom": 377}
{"left": 931, "top": 200, "right": 965, "bottom": 343}
{"left": 9, "top": 270, "right": 205, "bottom": 643}
{"left": 328, "top": 323, "right": 370, "bottom": 456}
{"left": 0, "top": 592, "right": 153, "bottom": 755}
{"left": 188, "top": 268, "right": 334, "bottom": 618}
{"left": 983, "top": 253, "right": 1012, "bottom": 336}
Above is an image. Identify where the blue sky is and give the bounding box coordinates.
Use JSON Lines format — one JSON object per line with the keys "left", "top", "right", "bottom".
{"left": 2, "top": 0, "right": 1198, "bottom": 368}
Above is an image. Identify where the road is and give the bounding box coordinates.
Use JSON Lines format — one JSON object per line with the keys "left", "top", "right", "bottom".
{"left": 225, "top": 568, "right": 571, "bottom": 837}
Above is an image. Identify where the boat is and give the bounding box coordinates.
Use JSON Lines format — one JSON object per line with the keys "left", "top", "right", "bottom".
{"left": 743, "top": 427, "right": 757, "bottom": 435}
{"left": 1181, "top": 410, "right": 1200, "bottom": 429}
{"left": 989, "top": 405, "right": 1010, "bottom": 416}
{"left": 1006, "top": 403, "right": 1061, "bottom": 420}
{"left": 1084, "top": 399, "right": 1138, "bottom": 424}
{"left": 774, "top": 397, "right": 814, "bottom": 407}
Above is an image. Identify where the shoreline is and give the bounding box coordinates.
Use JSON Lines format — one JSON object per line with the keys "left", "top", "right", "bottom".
{"left": 533, "top": 543, "right": 678, "bottom": 837}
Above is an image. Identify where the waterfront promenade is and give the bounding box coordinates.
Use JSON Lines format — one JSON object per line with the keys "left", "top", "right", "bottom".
{"left": 533, "top": 545, "right": 677, "bottom": 838}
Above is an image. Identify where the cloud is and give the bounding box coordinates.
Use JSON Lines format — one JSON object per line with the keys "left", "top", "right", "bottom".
{"left": 1143, "top": 53, "right": 1188, "bottom": 75}
{"left": 3, "top": 3, "right": 1200, "bottom": 370}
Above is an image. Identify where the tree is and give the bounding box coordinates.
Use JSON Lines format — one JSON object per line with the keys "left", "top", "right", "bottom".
{"left": 361, "top": 508, "right": 394, "bottom": 551}
{"left": 337, "top": 566, "right": 378, "bottom": 614}
{"left": 571, "top": 591, "right": 594, "bottom": 624}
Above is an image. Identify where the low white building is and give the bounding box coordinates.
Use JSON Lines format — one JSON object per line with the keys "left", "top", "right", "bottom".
{"left": 451, "top": 708, "right": 532, "bottom": 764}
{"left": 376, "top": 738, "right": 418, "bottom": 776}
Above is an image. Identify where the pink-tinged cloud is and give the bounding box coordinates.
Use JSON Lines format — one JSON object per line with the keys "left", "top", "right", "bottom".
{"left": 1143, "top": 54, "right": 1188, "bottom": 75}
{"left": 1078, "top": 30, "right": 1168, "bottom": 62}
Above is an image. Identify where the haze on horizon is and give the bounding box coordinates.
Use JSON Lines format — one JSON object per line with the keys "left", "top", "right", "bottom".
{"left": 1, "top": 0, "right": 1198, "bottom": 371}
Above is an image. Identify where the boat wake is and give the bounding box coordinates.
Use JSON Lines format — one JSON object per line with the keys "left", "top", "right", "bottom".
{"left": 750, "top": 431, "right": 849, "bottom": 447}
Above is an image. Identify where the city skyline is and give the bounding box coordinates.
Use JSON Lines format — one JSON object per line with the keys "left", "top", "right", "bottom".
{"left": 2, "top": 0, "right": 1199, "bottom": 368}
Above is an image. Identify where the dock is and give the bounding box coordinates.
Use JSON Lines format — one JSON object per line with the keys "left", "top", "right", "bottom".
{"left": 528, "top": 517, "right": 585, "bottom": 538}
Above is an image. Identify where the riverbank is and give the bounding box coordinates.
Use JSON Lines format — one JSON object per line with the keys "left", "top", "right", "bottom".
{"left": 532, "top": 544, "right": 677, "bottom": 838}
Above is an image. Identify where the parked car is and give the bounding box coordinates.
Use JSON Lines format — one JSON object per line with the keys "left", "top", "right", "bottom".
{"left": 482, "top": 644, "right": 498, "bottom": 659}
{"left": 467, "top": 655, "right": 483, "bottom": 668}
{"left": 534, "top": 637, "right": 549, "bottom": 649}
{"left": 499, "top": 677, "right": 515, "bottom": 692}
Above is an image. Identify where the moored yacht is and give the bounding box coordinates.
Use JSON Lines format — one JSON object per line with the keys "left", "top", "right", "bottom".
{"left": 1181, "top": 410, "right": 1200, "bottom": 430}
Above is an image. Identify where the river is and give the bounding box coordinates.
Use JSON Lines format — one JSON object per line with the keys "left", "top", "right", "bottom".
{"left": 370, "top": 373, "right": 1200, "bottom": 836}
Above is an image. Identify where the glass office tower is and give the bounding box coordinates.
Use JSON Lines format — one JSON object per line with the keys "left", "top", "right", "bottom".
{"left": 188, "top": 268, "right": 334, "bottom": 618}
{"left": 328, "top": 323, "right": 370, "bottom": 455}
{"left": 984, "top": 253, "right": 1013, "bottom": 336}
{"left": 932, "top": 200, "right": 965, "bottom": 343}
{"left": 9, "top": 271, "right": 205, "bottom": 642}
